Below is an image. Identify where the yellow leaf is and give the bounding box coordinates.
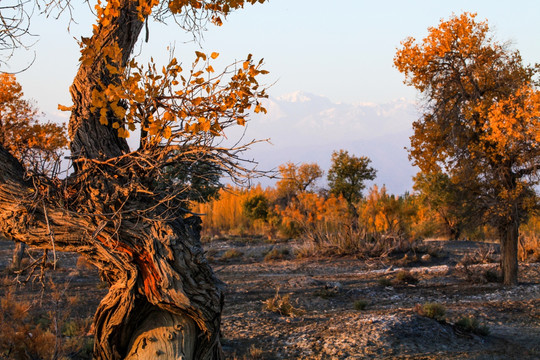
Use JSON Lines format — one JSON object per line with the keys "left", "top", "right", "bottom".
{"left": 117, "top": 128, "right": 130, "bottom": 138}
{"left": 163, "top": 111, "right": 175, "bottom": 121}
{"left": 99, "top": 108, "right": 108, "bottom": 125}
{"left": 163, "top": 126, "right": 172, "bottom": 139}
{"left": 58, "top": 104, "right": 73, "bottom": 112}
{"left": 195, "top": 51, "right": 207, "bottom": 61}
{"left": 201, "top": 121, "right": 211, "bottom": 132}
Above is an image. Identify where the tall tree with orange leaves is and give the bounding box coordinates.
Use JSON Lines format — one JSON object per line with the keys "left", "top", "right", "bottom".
{"left": 394, "top": 12, "right": 540, "bottom": 285}
{"left": 0, "top": 0, "right": 268, "bottom": 358}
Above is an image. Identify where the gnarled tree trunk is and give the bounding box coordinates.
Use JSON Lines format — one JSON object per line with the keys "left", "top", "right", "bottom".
{"left": 0, "top": 0, "right": 225, "bottom": 357}
{"left": 0, "top": 145, "right": 224, "bottom": 358}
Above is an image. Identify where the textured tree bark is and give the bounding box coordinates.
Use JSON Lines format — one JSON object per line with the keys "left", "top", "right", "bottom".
{"left": 0, "top": 145, "right": 224, "bottom": 359}
{"left": 0, "top": 0, "right": 226, "bottom": 357}
{"left": 68, "top": 0, "right": 143, "bottom": 160}
{"left": 500, "top": 220, "right": 519, "bottom": 286}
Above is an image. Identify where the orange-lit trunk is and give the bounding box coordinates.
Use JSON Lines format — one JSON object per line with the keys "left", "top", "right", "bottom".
{"left": 0, "top": 0, "right": 226, "bottom": 356}
{"left": 499, "top": 219, "right": 519, "bottom": 286}
{"left": 0, "top": 146, "right": 224, "bottom": 359}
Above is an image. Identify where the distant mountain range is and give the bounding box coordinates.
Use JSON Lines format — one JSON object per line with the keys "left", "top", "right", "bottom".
{"left": 235, "top": 91, "right": 420, "bottom": 195}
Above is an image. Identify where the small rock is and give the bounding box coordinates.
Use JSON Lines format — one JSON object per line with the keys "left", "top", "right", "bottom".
{"left": 421, "top": 254, "right": 432, "bottom": 262}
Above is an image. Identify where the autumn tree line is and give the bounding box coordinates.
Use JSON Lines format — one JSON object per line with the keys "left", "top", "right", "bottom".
{"left": 193, "top": 154, "right": 540, "bottom": 262}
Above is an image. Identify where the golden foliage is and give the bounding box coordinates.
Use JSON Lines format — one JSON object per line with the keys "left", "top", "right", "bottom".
{"left": 0, "top": 74, "right": 67, "bottom": 174}
{"left": 193, "top": 185, "right": 271, "bottom": 237}
{"left": 83, "top": 45, "right": 268, "bottom": 145}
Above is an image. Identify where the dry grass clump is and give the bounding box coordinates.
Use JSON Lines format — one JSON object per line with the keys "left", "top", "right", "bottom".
{"left": 221, "top": 249, "right": 243, "bottom": 260}
{"left": 294, "top": 222, "right": 419, "bottom": 259}
{"left": 0, "top": 290, "right": 94, "bottom": 359}
{"left": 456, "top": 262, "right": 501, "bottom": 284}
{"left": 247, "top": 345, "right": 265, "bottom": 359}
{"left": 394, "top": 270, "right": 419, "bottom": 285}
{"left": 262, "top": 289, "right": 305, "bottom": 317}
{"left": 460, "top": 246, "right": 498, "bottom": 265}
{"left": 353, "top": 299, "right": 369, "bottom": 311}
{"left": 415, "top": 302, "right": 446, "bottom": 321}
{"left": 314, "top": 287, "right": 338, "bottom": 299}
{"left": 263, "top": 247, "right": 289, "bottom": 262}
{"left": 455, "top": 316, "right": 490, "bottom": 336}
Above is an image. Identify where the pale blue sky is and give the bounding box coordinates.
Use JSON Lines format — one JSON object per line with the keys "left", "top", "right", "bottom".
{"left": 7, "top": 0, "right": 539, "bottom": 118}
{"left": 3, "top": 0, "right": 539, "bottom": 193}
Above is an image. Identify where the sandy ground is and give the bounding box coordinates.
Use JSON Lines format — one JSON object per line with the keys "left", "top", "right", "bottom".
{"left": 1, "top": 238, "right": 539, "bottom": 359}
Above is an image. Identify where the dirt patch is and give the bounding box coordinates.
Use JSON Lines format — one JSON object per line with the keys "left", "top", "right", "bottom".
{"left": 212, "top": 238, "right": 540, "bottom": 359}
{"left": 1, "top": 238, "right": 539, "bottom": 359}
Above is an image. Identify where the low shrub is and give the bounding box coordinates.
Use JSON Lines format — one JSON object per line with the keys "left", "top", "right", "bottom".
{"left": 314, "top": 287, "right": 338, "bottom": 299}
{"left": 0, "top": 291, "right": 94, "bottom": 359}
{"left": 354, "top": 299, "right": 369, "bottom": 311}
{"left": 395, "top": 270, "right": 419, "bottom": 285}
{"left": 221, "top": 249, "right": 243, "bottom": 260}
{"left": 455, "top": 316, "right": 490, "bottom": 336}
{"left": 415, "top": 302, "right": 446, "bottom": 321}
{"left": 262, "top": 290, "right": 304, "bottom": 317}
{"left": 264, "top": 248, "right": 289, "bottom": 262}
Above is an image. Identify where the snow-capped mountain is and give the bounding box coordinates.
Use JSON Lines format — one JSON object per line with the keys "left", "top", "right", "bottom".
{"left": 235, "top": 91, "right": 420, "bottom": 195}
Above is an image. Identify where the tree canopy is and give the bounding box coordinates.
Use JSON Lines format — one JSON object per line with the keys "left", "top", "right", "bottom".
{"left": 0, "top": 73, "right": 67, "bottom": 175}
{"left": 394, "top": 12, "right": 540, "bottom": 285}
{"left": 327, "top": 150, "right": 376, "bottom": 209}
{"left": 275, "top": 162, "right": 323, "bottom": 204}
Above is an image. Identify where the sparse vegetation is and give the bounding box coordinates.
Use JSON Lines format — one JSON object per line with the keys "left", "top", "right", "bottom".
{"left": 354, "top": 299, "right": 369, "bottom": 311}
{"left": 415, "top": 302, "right": 446, "bottom": 321}
{"left": 264, "top": 247, "right": 289, "bottom": 262}
{"left": 262, "top": 289, "right": 305, "bottom": 317}
{"left": 455, "top": 316, "right": 490, "bottom": 336}
{"left": 221, "top": 249, "right": 244, "bottom": 260}
{"left": 248, "top": 344, "right": 265, "bottom": 359}
{"left": 314, "top": 287, "right": 338, "bottom": 299}
{"left": 378, "top": 278, "right": 393, "bottom": 287}
{"left": 0, "top": 289, "right": 94, "bottom": 359}
{"left": 395, "top": 270, "right": 419, "bottom": 285}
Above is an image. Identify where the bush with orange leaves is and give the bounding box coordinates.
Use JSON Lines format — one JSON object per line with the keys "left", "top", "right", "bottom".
{"left": 285, "top": 187, "right": 427, "bottom": 257}
{"left": 519, "top": 214, "right": 540, "bottom": 262}
{"left": 357, "top": 185, "right": 419, "bottom": 240}
{"left": 192, "top": 185, "right": 279, "bottom": 240}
